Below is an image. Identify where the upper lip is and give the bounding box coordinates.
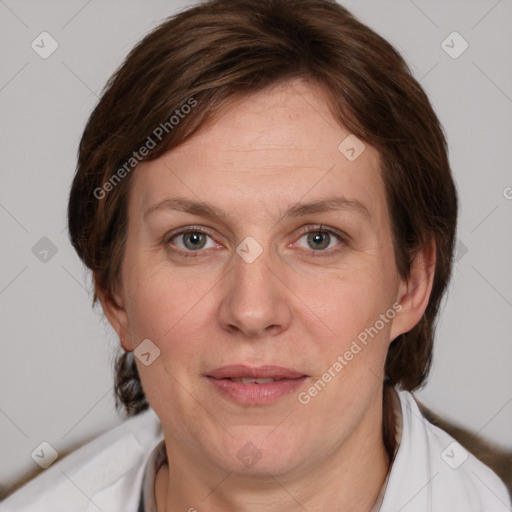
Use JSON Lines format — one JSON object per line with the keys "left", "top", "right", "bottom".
{"left": 207, "top": 365, "right": 306, "bottom": 380}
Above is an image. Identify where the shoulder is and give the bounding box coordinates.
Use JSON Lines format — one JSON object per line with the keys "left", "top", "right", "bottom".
{"left": 380, "top": 389, "right": 511, "bottom": 512}
{"left": 1, "top": 408, "right": 163, "bottom": 512}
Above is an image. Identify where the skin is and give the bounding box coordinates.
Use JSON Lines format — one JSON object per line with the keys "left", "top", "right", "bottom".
{"left": 101, "top": 78, "right": 435, "bottom": 512}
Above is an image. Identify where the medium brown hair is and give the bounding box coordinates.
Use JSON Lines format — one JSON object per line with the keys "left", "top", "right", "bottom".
{"left": 68, "top": 0, "right": 458, "bottom": 422}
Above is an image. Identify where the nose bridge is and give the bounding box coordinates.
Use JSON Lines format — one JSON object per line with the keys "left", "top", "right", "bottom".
{"left": 218, "top": 236, "right": 291, "bottom": 337}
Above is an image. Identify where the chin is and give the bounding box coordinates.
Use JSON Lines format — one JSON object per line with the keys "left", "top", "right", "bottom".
{"left": 213, "top": 430, "right": 305, "bottom": 477}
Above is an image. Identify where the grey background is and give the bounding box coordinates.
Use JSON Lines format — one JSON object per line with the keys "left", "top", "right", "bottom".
{"left": 0, "top": 0, "right": 511, "bottom": 499}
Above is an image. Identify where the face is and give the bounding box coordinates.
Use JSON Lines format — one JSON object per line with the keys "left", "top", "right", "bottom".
{"left": 107, "top": 79, "right": 416, "bottom": 478}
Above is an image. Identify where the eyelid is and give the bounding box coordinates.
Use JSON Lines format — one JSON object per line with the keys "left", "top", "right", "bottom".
{"left": 294, "top": 224, "right": 349, "bottom": 242}
{"left": 166, "top": 224, "right": 217, "bottom": 241}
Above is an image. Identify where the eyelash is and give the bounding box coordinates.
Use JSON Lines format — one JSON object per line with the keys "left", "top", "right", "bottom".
{"left": 164, "top": 224, "right": 347, "bottom": 259}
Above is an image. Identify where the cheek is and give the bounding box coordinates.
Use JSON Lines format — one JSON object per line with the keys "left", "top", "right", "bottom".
{"left": 287, "top": 264, "right": 399, "bottom": 395}
{"left": 123, "top": 265, "right": 217, "bottom": 353}
{"left": 292, "top": 259, "right": 397, "bottom": 341}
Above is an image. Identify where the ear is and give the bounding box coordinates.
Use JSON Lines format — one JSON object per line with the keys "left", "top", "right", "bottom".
{"left": 389, "top": 238, "right": 436, "bottom": 342}
{"left": 94, "top": 275, "right": 134, "bottom": 352}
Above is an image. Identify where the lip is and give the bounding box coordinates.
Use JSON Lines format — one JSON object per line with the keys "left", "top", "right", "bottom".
{"left": 206, "top": 365, "right": 307, "bottom": 405}
{"left": 208, "top": 365, "right": 305, "bottom": 380}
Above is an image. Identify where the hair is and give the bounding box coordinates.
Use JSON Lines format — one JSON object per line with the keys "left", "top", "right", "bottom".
{"left": 67, "top": 0, "right": 458, "bottom": 443}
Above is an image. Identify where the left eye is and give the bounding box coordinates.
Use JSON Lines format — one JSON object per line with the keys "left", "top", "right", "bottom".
{"left": 294, "top": 228, "right": 343, "bottom": 252}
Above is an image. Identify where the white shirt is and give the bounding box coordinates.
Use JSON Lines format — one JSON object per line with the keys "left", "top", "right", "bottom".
{"left": 2, "top": 390, "right": 510, "bottom": 511}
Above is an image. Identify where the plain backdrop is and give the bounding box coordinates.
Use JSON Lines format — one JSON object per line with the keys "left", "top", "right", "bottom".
{"left": 0, "top": 0, "right": 511, "bottom": 499}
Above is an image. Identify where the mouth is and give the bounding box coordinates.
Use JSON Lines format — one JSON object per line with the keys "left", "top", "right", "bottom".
{"left": 206, "top": 365, "right": 308, "bottom": 405}
{"left": 228, "top": 377, "right": 284, "bottom": 384}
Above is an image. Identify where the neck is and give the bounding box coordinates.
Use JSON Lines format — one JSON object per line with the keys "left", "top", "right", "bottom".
{"left": 156, "top": 391, "right": 393, "bottom": 512}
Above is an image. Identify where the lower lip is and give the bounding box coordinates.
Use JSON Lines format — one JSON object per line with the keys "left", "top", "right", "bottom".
{"left": 206, "top": 376, "right": 307, "bottom": 405}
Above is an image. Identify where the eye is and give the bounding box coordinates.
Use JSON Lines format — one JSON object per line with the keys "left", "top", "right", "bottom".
{"left": 293, "top": 225, "right": 346, "bottom": 256}
{"left": 164, "top": 224, "right": 347, "bottom": 258}
{"left": 166, "top": 227, "right": 219, "bottom": 256}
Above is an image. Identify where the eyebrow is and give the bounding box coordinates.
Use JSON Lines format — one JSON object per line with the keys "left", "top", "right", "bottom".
{"left": 143, "top": 196, "right": 371, "bottom": 222}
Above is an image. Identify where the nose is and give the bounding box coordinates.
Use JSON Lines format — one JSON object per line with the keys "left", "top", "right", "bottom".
{"left": 217, "top": 242, "right": 292, "bottom": 339}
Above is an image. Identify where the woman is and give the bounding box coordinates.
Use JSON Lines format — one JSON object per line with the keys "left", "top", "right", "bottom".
{"left": 3, "top": 0, "right": 510, "bottom": 510}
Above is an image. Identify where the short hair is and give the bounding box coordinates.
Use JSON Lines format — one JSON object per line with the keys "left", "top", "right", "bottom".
{"left": 67, "top": 0, "right": 458, "bottom": 418}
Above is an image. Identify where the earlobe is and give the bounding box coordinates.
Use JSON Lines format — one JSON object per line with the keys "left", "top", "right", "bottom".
{"left": 389, "top": 239, "right": 436, "bottom": 341}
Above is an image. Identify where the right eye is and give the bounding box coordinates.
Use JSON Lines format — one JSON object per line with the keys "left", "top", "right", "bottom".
{"left": 165, "top": 227, "right": 221, "bottom": 257}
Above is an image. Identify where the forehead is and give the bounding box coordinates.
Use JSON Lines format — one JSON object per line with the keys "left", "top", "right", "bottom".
{"left": 131, "top": 79, "right": 386, "bottom": 224}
